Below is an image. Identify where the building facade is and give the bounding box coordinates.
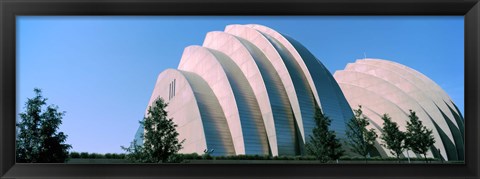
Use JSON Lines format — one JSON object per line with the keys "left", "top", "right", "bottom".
{"left": 135, "top": 25, "right": 464, "bottom": 161}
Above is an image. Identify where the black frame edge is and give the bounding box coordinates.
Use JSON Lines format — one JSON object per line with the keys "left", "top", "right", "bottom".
{"left": 1, "top": 0, "right": 479, "bottom": 178}
{"left": 1, "top": 0, "right": 17, "bottom": 177}
{"left": 465, "top": 2, "right": 480, "bottom": 178}
{"left": 0, "top": 0, "right": 478, "bottom": 15}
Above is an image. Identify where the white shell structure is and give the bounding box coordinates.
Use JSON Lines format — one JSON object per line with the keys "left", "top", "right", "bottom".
{"left": 145, "top": 69, "right": 235, "bottom": 155}
{"left": 136, "top": 25, "right": 464, "bottom": 159}
{"left": 137, "top": 24, "right": 355, "bottom": 156}
{"left": 334, "top": 58, "right": 464, "bottom": 161}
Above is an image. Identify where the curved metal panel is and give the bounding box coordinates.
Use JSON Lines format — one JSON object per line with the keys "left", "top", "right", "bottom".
{"left": 181, "top": 45, "right": 270, "bottom": 155}
{"left": 181, "top": 70, "right": 236, "bottom": 156}
{"left": 246, "top": 24, "right": 322, "bottom": 110}
{"left": 357, "top": 59, "right": 461, "bottom": 129}
{"left": 254, "top": 30, "right": 318, "bottom": 149}
{"left": 207, "top": 49, "right": 270, "bottom": 155}
{"left": 282, "top": 36, "right": 354, "bottom": 141}
{"left": 225, "top": 25, "right": 307, "bottom": 146}
{"left": 248, "top": 24, "right": 354, "bottom": 147}
{"left": 234, "top": 37, "right": 298, "bottom": 156}
{"left": 202, "top": 31, "right": 279, "bottom": 156}
{"left": 382, "top": 60, "right": 460, "bottom": 116}
{"left": 178, "top": 45, "right": 244, "bottom": 155}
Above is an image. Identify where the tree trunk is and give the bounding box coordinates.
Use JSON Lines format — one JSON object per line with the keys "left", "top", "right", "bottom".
{"left": 397, "top": 155, "right": 400, "bottom": 163}
{"left": 424, "top": 154, "right": 428, "bottom": 163}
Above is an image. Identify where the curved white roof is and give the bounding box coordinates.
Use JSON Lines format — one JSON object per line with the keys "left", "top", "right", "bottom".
{"left": 334, "top": 58, "right": 464, "bottom": 161}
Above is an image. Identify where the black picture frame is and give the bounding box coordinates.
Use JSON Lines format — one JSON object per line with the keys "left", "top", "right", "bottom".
{"left": 1, "top": 0, "right": 479, "bottom": 178}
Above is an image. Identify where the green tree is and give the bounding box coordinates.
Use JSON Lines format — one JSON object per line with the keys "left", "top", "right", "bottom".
{"left": 122, "top": 97, "right": 184, "bottom": 163}
{"left": 305, "top": 106, "right": 344, "bottom": 163}
{"left": 16, "top": 88, "right": 71, "bottom": 163}
{"left": 380, "top": 113, "right": 406, "bottom": 163}
{"left": 404, "top": 109, "right": 435, "bottom": 163}
{"left": 346, "top": 105, "right": 378, "bottom": 163}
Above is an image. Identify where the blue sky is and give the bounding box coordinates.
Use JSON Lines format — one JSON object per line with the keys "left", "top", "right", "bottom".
{"left": 17, "top": 16, "right": 464, "bottom": 154}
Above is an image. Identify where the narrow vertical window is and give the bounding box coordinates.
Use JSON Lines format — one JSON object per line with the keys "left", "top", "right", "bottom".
{"left": 169, "top": 83, "right": 171, "bottom": 100}
{"left": 174, "top": 79, "right": 176, "bottom": 97}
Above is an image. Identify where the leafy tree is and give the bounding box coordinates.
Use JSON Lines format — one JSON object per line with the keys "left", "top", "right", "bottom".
{"left": 404, "top": 109, "right": 435, "bottom": 163}
{"left": 122, "top": 97, "right": 184, "bottom": 163}
{"left": 305, "top": 106, "right": 344, "bottom": 163}
{"left": 16, "top": 88, "right": 71, "bottom": 163}
{"left": 380, "top": 113, "right": 406, "bottom": 163}
{"left": 346, "top": 105, "right": 378, "bottom": 163}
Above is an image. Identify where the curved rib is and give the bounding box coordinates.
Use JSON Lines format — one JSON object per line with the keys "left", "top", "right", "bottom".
{"left": 178, "top": 46, "right": 269, "bottom": 155}
{"left": 203, "top": 31, "right": 297, "bottom": 156}
{"left": 225, "top": 24, "right": 312, "bottom": 146}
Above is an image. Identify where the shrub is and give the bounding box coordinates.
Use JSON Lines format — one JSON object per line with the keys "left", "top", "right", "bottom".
{"left": 69, "top": 152, "right": 80, "bottom": 158}
{"left": 105, "top": 153, "right": 112, "bottom": 159}
{"left": 111, "top": 153, "right": 118, "bottom": 159}
{"left": 88, "top": 153, "right": 100, "bottom": 159}
{"left": 180, "top": 153, "right": 201, "bottom": 160}
{"left": 80, "top": 152, "right": 89, "bottom": 158}
{"left": 202, "top": 154, "right": 213, "bottom": 160}
{"left": 167, "top": 154, "right": 185, "bottom": 163}
{"left": 117, "top": 153, "right": 126, "bottom": 159}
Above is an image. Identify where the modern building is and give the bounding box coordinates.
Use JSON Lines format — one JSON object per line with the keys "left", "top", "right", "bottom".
{"left": 333, "top": 59, "right": 464, "bottom": 161}
{"left": 136, "top": 24, "right": 354, "bottom": 156}
{"left": 135, "top": 25, "right": 464, "bottom": 161}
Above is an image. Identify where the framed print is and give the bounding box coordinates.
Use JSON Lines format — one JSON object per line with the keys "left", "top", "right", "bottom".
{"left": 1, "top": 0, "right": 479, "bottom": 178}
